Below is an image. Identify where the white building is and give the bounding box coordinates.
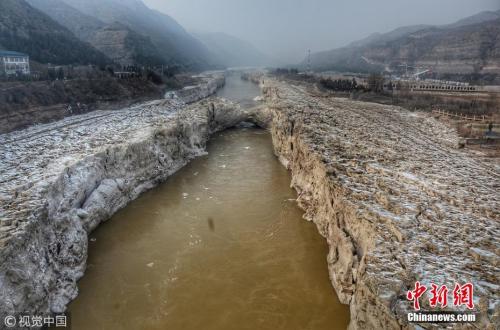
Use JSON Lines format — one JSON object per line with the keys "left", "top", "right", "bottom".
{"left": 0, "top": 51, "right": 30, "bottom": 76}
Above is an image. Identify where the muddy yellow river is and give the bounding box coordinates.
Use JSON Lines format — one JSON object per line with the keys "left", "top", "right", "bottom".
{"left": 68, "top": 76, "right": 349, "bottom": 330}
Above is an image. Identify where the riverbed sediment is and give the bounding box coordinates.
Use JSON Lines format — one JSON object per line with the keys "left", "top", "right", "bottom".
{"left": 261, "top": 78, "right": 499, "bottom": 329}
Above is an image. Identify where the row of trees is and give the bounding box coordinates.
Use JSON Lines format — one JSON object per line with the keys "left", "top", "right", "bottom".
{"left": 320, "top": 74, "right": 388, "bottom": 93}
{"left": 320, "top": 78, "right": 358, "bottom": 92}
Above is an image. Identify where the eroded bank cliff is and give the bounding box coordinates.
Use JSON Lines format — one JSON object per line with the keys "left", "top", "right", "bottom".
{"left": 261, "top": 78, "right": 499, "bottom": 329}
{"left": 0, "top": 73, "right": 250, "bottom": 317}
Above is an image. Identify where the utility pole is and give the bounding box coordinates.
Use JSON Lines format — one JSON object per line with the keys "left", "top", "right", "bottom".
{"left": 307, "top": 49, "right": 311, "bottom": 73}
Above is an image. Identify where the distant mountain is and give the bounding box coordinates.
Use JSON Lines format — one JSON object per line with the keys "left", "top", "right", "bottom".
{"left": 0, "top": 0, "right": 109, "bottom": 65}
{"left": 195, "top": 32, "right": 273, "bottom": 68}
{"left": 444, "top": 10, "right": 500, "bottom": 29}
{"left": 346, "top": 25, "right": 431, "bottom": 49}
{"left": 348, "top": 10, "right": 500, "bottom": 49}
{"left": 27, "top": 0, "right": 165, "bottom": 67}
{"left": 305, "top": 10, "right": 500, "bottom": 82}
{"left": 58, "top": 0, "right": 213, "bottom": 70}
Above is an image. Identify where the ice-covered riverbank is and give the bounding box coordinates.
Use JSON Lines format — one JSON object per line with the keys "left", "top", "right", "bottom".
{"left": 262, "top": 78, "right": 499, "bottom": 329}
{"left": 0, "top": 73, "right": 249, "bottom": 316}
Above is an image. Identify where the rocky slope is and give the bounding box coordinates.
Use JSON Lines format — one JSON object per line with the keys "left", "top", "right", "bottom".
{"left": 261, "top": 78, "right": 499, "bottom": 329}
{"left": 0, "top": 73, "right": 239, "bottom": 316}
{"left": 87, "top": 23, "right": 165, "bottom": 66}
{"left": 26, "top": 0, "right": 105, "bottom": 41}
{"left": 26, "top": 0, "right": 166, "bottom": 67}
{"left": 57, "top": 0, "right": 213, "bottom": 69}
{"left": 307, "top": 11, "right": 500, "bottom": 82}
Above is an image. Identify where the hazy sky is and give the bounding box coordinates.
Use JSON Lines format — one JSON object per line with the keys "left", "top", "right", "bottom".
{"left": 144, "top": 0, "right": 500, "bottom": 63}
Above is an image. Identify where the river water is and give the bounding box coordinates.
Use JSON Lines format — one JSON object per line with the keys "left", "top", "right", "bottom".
{"left": 67, "top": 74, "right": 349, "bottom": 330}
{"left": 216, "top": 72, "right": 262, "bottom": 108}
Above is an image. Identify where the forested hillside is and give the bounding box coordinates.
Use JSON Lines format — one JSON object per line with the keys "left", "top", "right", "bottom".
{"left": 0, "top": 0, "right": 109, "bottom": 66}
